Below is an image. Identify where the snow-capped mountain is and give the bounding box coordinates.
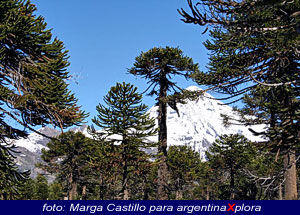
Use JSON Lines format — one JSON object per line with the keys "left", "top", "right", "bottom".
{"left": 12, "top": 86, "right": 265, "bottom": 176}
{"left": 11, "top": 127, "right": 60, "bottom": 178}
{"left": 148, "top": 86, "right": 264, "bottom": 158}
{"left": 13, "top": 127, "right": 60, "bottom": 153}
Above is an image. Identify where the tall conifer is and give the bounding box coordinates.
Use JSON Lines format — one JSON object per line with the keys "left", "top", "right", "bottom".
{"left": 179, "top": 0, "right": 300, "bottom": 199}
{"left": 129, "top": 47, "right": 199, "bottom": 199}
{"left": 91, "top": 82, "right": 157, "bottom": 200}
{"left": 39, "top": 132, "right": 94, "bottom": 200}
{"left": 0, "top": 0, "right": 86, "bottom": 196}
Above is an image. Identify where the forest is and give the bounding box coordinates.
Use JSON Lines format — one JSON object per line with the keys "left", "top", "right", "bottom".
{"left": 0, "top": 0, "right": 299, "bottom": 200}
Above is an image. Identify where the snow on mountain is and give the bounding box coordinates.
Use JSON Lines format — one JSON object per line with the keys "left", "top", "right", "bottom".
{"left": 148, "top": 86, "right": 265, "bottom": 159}
{"left": 10, "top": 127, "right": 60, "bottom": 178}
{"left": 12, "top": 85, "right": 266, "bottom": 176}
{"left": 12, "top": 127, "right": 60, "bottom": 153}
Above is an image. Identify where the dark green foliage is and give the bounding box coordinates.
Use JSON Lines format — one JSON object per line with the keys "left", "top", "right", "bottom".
{"left": 0, "top": 0, "right": 86, "bottom": 198}
{"left": 206, "top": 134, "right": 258, "bottom": 200}
{"left": 180, "top": 0, "right": 299, "bottom": 94}
{"left": 191, "top": 161, "right": 215, "bottom": 200}
{"left": 33, "top": 174, "right": 49, "bottom": 200}
{"left": 92, "top": 82, "right": 157, "bottom": 142}
{"left": 180, "top": 0, "right": 300, "bottom": 199}
{"left": 0, "top": 0, "right": 86, "bottom": 134}
{"left": 0, "top": 145, "right": 30, "bottom": 199}
{"left": 168, "top": 145, "right": 202, "bottom": 199}
{"left": 129, "top": 47, "right": 199, "bottom": 99}
{"left": 48, "top": 181, "right": 64, "bottom": 200}
{"left": 129, "top": 46, "right": 199, "bottom": 199}
{"left": 18, "top": 178, "right": 35, "bottom": 200}
{"left": 18, "top": 176, "right": 64, "bottom": 200}
{"left": 91, "top": 82, "right": 157, "bottom": 199}
{"left": 39, "top": 131, "right": 95, "bottom": 200}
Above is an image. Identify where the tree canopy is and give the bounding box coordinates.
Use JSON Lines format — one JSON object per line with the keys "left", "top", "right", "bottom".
{"left": 129, "top": 46, "right": 199, "bottom": 199}
{"left": 0, "top": 0, "right": 86, "bottom": 198}
{"left": 179, "top": 0, "right": 300, "bottom": 200}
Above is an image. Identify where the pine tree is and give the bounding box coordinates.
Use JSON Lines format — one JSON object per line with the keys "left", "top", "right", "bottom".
{"left": 192, "top": 161, "right": 215, "bottom": 200}
{"left": 0, "top": 144, "right": 30, "bottom": 199}
{"left": 84, "top": 137, "right": 119, "bottom": 200}
{"left": 179, "top": 0, "right": 300, "bottom": 199}
{"left": 167, "top": 146, "right": 201, "bottom": 200}
{"left": 39, "top": 132, "right": 94, "bottom": 200}
{"left": 91, "top": 82, "right": 157, "bottom": 200}
{"left": 48, "top": 181, "right": 64, "bottom": 200}
{"left": 0, "top": 0, "right": 86, "bottom": 196}
{"left": 18, "top": 178, "right": 35, "bottom": 200}
{"left": 33, "top": 174, "right": 49, "bottom": 200}
{"left": 129, "top": 47, "right": 199, "bottom": 199}
{"left": 206, "top": 134, "right": 258, "bottom": 200}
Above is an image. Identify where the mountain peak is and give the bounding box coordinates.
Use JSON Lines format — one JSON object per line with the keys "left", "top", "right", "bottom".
{"left": 148, "top": 88, "right": 264, "bottom": 159}
{"left": 185, "top": 85, "right": 202, "bottom": 91}
{"left": 37, "top": 127, "right": 60, "bottom": 136}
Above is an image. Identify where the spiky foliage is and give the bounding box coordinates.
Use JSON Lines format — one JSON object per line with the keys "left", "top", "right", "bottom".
{"left": 168, "top": 145, "right": 202, "bottom": 200}
{"left": 0, "top": 145, "right": 30, "bottom": 199}
{"left": 33, "top": 174, "right": 49, "bottom": 200}
{"left": 179, "top": 0, "right": 300, "bottom": 199}
{"left": 0, "top": 0, "right": 86, "bottom": 197}
{"left": 48, "top": 181, "right": 64, "bottom": 200}
{"left": 39, "top": 132, "right": 95, "bottom": 200}
{"left": 206, "top": 134, "right": 258, "bottom": 200}
{"left": 129, "top": 47, "right": 199, "bottom": 199}
{"left": 91, "top": 82, "right": 157, "bottom": 200}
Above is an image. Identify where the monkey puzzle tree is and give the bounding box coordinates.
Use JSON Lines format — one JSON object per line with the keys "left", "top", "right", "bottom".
{"left": 206, "top": 134, "right": 258, "bottom": 200}
{"left": 33, "top": 174, "right": 49, "bottom": 200}
{"left": 39, "top": 132, "right": 94, "bottom": 200}
{"left": 179, "top": 0, "right": 300, "bottom": 199}
{"left": 91, "top": 82, "right": 157, "bottom": 200}
{"left": 167, "top": 145, "right": 202, "bottom": 200}
{"left": 0, "top": 145, "right": 30, "bottom": 199}
{"left": 0, "top": 0, "right": 86, "bottom": 196}
{"left": 129, "top": 47, "right": 199, "bottom": 199}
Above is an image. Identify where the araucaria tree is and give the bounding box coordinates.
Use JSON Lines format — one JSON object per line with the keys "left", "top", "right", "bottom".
{"left": 179, "top": 0, "right": 300, "bottom": 199}
{"left": 0, "top": 0, "right": 86, "bottom": 198}
{"left": 168, "top": 146, "right": 201, "bottom": 200}
{"left": 40, "top": 132, "right": 94, "bottom": 200}
{"left": 206, "top": 134, "right": 258, "bottom": 200}
{"left": 91, "top": 82, "right": 157, "bottom": 200}
{"left": 129, "top": 47, "right": 199, "bottom": 199}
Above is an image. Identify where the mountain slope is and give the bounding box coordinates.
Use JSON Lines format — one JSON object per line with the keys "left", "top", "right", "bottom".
{"left": 11, "top": 127, "right": 60, "bottom": 178}
{"left": 12, "top": 86, "right": 265, "bottom": 175}
{"left": 148, "top": 86, "right": 264, "bottom": 158}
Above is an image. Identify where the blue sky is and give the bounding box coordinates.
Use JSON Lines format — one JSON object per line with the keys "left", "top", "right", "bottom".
{"left": 31, "top": 0, "right": 210, "bottom": 123}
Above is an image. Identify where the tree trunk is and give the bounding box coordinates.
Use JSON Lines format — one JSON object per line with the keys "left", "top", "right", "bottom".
{"left": 230, "top": 166, "right": 235, "bottom": 200}
{"left": 175, "top": 178, "right": 183, "bottom": 200}
{"left": 122, "top": 142, "right": 130, "bottom": 200}
{"left": 284, "top": 150, "right": 297, "bottom": 200}
{"left": 281, "top": 93, "right": 298, "bottom": 200}
{"left": 82, "top": 185, "right": 87, "bottom": 200}
{"left": 176, "top": 190, "right": 183, "bottom": 200}
{"left": 122, "top": 168, "right": 129, "bottom": 200}
{"left": 157, "top": 77, "right": 169, "bottom": 200}
{"left": 99, "top": 176, "right": 104, "bottom": 200}
{"left": 68, "top": 172, "right": 77, "bottom": 200}
{"left": 1, "top": 193, "right": 7, "bottom": 200}
{"left": 123, "top": 188, "right": 129, "bottom": 200}
{"left": 206, "top": 185, "right": 210, "bottom": 200}
{"left": 278, "top": 183, "right": 283, "bottom": 200}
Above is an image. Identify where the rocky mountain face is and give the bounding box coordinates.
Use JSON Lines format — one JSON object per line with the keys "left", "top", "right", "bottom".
{"left": 12, "top": 126, "right": 87, "bottom": 178}
{"left": 12, "top": 127, "right": 60, "bottom": 178}
{"left": 11, "top": 86, "right": 264, "bottom": 177}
